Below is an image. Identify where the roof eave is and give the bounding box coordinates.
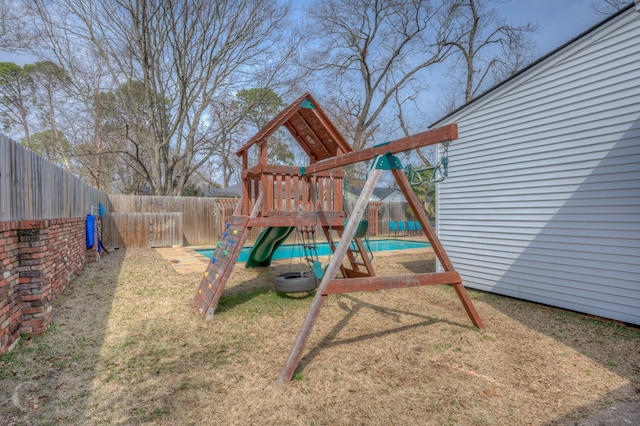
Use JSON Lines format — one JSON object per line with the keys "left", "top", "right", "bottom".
{"left": 235, "top": 92, "right": 313, "bottom": 156}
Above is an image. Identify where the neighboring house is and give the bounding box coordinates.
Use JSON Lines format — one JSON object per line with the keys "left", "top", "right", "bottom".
{"left": 430, "top": 4, "right": 640, "bottom": 325}
{"left": 347, "top": 186, "right": 405, "bottom": 203}
{"left": 204, "top": 183, "right": 242, "bottom": 198}
{"left": 376, "top": 188, "right": 406, "bottom": 203}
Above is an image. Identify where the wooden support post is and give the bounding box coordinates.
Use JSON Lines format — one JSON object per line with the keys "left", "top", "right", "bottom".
{"left": 303, "top": 124, "right": 457, "bottom": 175}
{"left": 233, "top": 198, "right": 242, "bottom": 216}
{"left": 391, "top": 168, "right": 485, "bottom": 329}
{"left": 277, "top": 166, "right": 383, "bottom": 384}
{"left": 242, "top": 180, "right": 250, "bottom": 216}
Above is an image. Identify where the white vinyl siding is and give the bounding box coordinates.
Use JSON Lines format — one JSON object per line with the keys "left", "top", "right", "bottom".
{"left": 435, "top": 9, "right": 640, "bottom": 325}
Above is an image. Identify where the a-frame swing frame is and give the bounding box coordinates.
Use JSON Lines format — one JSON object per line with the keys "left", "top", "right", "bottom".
{"left": 276, "top": 151, "right": 485, "bottom": 383}
{"left": 193, "top": 93, "right": 484, "bottom": 383}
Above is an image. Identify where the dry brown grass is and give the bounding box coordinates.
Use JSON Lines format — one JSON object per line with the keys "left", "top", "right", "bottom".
{"left": 1, "top": 248, "right": 638, "bottom": 425}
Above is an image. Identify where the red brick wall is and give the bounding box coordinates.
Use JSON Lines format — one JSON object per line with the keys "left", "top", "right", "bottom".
{"left": 0, "top": 217, "right": 99, "bottom": 355}
{"left": 0, "top": 222, "right": 21, "bottom": 355}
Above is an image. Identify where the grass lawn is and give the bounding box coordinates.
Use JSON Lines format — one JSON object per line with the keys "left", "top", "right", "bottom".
{"left": 1, "top": 248, "right": 638, "bottom": 425}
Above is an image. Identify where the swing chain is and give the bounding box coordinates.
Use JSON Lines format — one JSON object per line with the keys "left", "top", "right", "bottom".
{"left": 343, "top": 169, "right": 374, "bottom": 262}
{"left": 309, "top": 174, "right": 325, "bottom": 278}
{"left": 310, "top": 175, "right": 320, "bottom": 261}
{"left": 432, "top": 141, "right": 449, "bottom": 183}
{"left": 312, "top": 175, "right": 318, "bottom": 233}
{"left": 327, "top": 170, "right": 334, "bottom": 257}
{"left": 289, "top": 225, "right": 306, "bottom": 274}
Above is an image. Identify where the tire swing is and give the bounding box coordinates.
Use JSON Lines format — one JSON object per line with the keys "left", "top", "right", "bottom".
{"left": 273, "top": 228, "right": 318, "bottom": 294}
{"left": 273, "top": 271, "right": 317, "bottom": 293}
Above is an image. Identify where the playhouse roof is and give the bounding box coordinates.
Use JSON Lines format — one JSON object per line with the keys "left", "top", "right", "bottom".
{"left": 235, "top": 92, "right": 353, "bottom": 162}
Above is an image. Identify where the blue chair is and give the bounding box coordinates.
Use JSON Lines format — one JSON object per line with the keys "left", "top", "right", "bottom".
{"left": 389, "top": 221, "right": 398, "bottom": 237}
{"left": 407, "top": 221, "right": 417, "bottom": 235}
{"left": 397, "top": 221, "right": 407, "bottom": 236}
{"left": 415, "top": 221, "right": 423, "bottom": 233}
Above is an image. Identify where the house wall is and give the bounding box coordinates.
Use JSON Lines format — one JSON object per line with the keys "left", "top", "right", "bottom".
{"left": 380, "top": 191, "right": 406, "bottom": 203}
{"left": 433, "top": 8, "right": 640, "bottom": 325}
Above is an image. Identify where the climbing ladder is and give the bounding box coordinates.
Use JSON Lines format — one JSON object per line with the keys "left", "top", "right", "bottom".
{"left": 299, "top": 226, "right": 320, "bottom": 266}
{"left": 298, "top": 225, "right": 374, "bottom": 279}
{"left": 323, "top": 225, "right": 374, "bottom": 279}
{"left": 194, "top": 215, "right": 251, "bottom": 319}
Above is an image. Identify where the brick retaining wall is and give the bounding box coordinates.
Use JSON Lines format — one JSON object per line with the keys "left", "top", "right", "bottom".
{"left": 0, "top": 222, "right": 20, "bottom": 354}
{"left": 0, "top": 217, "right": 99, "bottom": 355}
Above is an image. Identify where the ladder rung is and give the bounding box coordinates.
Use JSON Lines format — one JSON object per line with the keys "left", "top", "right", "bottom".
{"left": 351, "top": 261, "right": 366, "bottom": 266}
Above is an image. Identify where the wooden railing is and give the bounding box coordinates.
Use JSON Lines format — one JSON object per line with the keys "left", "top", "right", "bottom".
{"left": 241, "top": 165, "right": 345, "bottom": 221}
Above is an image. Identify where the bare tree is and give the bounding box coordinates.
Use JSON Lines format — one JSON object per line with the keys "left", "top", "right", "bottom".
{"left": 30, "top": 61, "right": 72, "bottom": 169}
{"left": 305, "top": 0, "right": 457, "bottom": 152}
{"left": 55, "top": 49, "right": 122, "bottom": 192}
{"left": 202, "top": 93, "right": 244, "bottom": 187}
{"left": 444, "top": 0, "right": 538, "bottom": 107}
{"left": 30, "top": 0, "right": 301, "bottom": 195}
{"left": 0, "top": 62, "right": 34, "bottom": 146}
{"left": 235, "top": 88, "right": 296, "bottom": 166}
{"left": 0, "top": 0, "right": 29, "bottom": 50}
{"left": 591, "top": 0, "right": 632, "bottom": 15}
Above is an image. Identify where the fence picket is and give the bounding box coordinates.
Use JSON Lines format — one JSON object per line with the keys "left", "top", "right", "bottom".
{"left": 0, "top": 134, "right": 109, "bottom": 221}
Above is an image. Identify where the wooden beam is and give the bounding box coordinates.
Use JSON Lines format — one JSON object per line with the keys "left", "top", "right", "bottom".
{"left": 242, "top": 165, "right": 344, "bottom": 179}
{"left": 304, "top": 124, "right": 457, "bottom": 175}
{"left": 248, "top": 216, "right": 345, "bottom": 228}
{"left": 277, "top": 166, "right": 383, "bottom": 384}
{"left": 295, "top": 111, "right": 334, "bottom": 159}
{"left": 283, "top": 121, "right": 315, "bottom": 158}
{"left": 323, "top": 272, "right": 462, "bottom": 294}
{"left": 305, "top": 93, "right": 352, "bottom": 156}
{"left": 342, "top": 268, "right": 371, "bottom": 278}
{"left": 257, "top": 211, "right": 345, "bottom": 219}
{"left": 308, "top": 105, "right": 351, "bottom": 156}
{"left": 391, "top": 168, "right": 485, "bottom": 330}
{"left": 241, "top": 180, "right": 251, "bottom": 215}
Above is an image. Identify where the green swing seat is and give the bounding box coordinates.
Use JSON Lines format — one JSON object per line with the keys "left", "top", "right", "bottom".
{"left": 312, "top": 260, "right": 326, "bottom": 280}
{"left": 344, "top": 219, "right": 369, "bottom": 239}
{"left": 310, "top": 220, "right": 367, "bottom": 280}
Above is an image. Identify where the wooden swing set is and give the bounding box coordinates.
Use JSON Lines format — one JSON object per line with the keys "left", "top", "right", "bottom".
{"left": 193, "top": 93, "right": 484, "bottom": 384}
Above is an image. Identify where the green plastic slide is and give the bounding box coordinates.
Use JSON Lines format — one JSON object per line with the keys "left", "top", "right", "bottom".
{"left": 245, "top": 227, "right": 294, "bottom": 268}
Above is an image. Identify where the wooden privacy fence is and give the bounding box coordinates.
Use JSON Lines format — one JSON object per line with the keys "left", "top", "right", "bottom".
{"left": 105, "top": 195, "right": 419, "bottom": 248}
{"left": 1, "top": 134, "right": 426, "bottom": 248}
{"left": 107, "top": 212, "right": 183, "bottom": 248}
{"left": 105, "top": 195, "right": 246, "bottom": 248}
{"left": 0, "top": 134, "right": 110, "bottom": 221}
{"left": 346, "top": 200, "right": 416, "bottom": 237}
{"left": 376, "top": 201, "right": 422, "bottom": 236}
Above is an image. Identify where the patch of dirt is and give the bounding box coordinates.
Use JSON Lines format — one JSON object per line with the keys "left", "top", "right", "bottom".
{"left": 571, "top": 402, "right": 640, "bottom": 426}
{"left": 0, "top": 248, "right": 638, "bottom": 425}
